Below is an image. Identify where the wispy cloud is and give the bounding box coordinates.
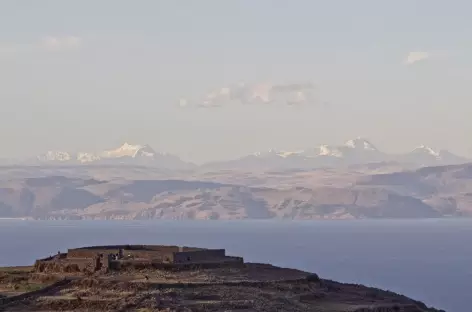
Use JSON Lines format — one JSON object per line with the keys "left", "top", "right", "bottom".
{"left": 40, "top": 36, "right": 82, "bottom": 51}
{"left": 179, "top": 82, "right": 318, "bottom": 108}
{"left": 405, "top": 51, "right": 429, "bottom": 65}
{"left": 0, "top": 36, "right": 82, "bottom": 56}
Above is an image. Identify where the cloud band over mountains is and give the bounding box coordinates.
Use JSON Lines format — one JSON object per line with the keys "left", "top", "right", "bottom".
{"left": 179, "top": 82, "right": 318, "bottom": 108}
{"left": 405, "top": 51, "right": 429, "bottom": 65}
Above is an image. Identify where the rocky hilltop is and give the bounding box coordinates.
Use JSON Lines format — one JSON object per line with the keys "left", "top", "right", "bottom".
{"left": 0, "top": 246, "right": 443, "bottom": 311}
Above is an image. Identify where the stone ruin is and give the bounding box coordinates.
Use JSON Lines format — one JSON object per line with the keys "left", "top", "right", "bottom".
{"left": 34, "top": 245, "right": 244, "bottom": 274}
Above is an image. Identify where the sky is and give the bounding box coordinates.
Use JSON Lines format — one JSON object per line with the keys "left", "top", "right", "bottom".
{"left": 1, "top": 0, "right": 471, "bottom": 163}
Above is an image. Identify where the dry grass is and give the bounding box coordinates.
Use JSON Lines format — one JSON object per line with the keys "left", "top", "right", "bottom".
{"left": 0, "top": 266, "right": 54, "bottom": 296}
{"left": 0, "top": 266, "right": 33, "bottom": 273}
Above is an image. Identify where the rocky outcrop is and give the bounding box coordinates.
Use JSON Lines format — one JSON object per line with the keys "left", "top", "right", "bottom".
{"left": 0, "top": 262, "right": 443, "bottom": 312}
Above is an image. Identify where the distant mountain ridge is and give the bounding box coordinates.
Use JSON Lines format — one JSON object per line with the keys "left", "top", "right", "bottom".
{"left": 204, "top": 137, "right": 469, "bottom": 170}
{"left": 7, "top": 138, "right": 471, "bottom": 170}
{"left": 33, "top": 143, "right": 195, "bottom": 170}
{"left": 2, "top": 162, "right": 472, "bottom": 220}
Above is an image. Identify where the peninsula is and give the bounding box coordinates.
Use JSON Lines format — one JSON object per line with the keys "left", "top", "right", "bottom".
{"left": 0, "top": 245, "right": 443, "bottom": 311}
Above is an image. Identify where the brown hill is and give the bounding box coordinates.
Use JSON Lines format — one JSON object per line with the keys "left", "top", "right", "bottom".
{"left": 1, "top": 163, "right": 472, "bottom": 220}
{"left": 0, "top": 252, "right": 442, "bottom": 312}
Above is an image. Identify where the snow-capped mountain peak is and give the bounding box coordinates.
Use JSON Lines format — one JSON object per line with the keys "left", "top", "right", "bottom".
{"left": 30, "top": 139, "right": 470, "bottom": 170}
{"left": 100, "top": 143, "right": 145, "bottom": 158}
{"left": 253, "top": 149, "right": 304, "bottom": 158}
{"left": 317, "top": 145, "right": 343, "bottom": 157}
{"left": 418, "top": 145, "right": 439, "bottom": 155}
{"left": 276, "top": 150, "right": 304, "bottom": 158}
{"left": 32, "top": 143, "right": 193, "bottom": 169}
{"left": 37, "top": 151, "right": 72, "bottom": 162}
{"left": 134, "top": 144, "right": 158, "bottom": 158}
{"left": 344, "top": 137, "right": 377, "bottom": 151}
{"left": 252, "top": 149, "right": 277, "bottom": 157}
{"left": 403, "top": 145, "right": 469, "bottom": 164}
{"left": 412, "top": 145, "right": 441, "bottom": 158}
{"left": 76, "top": 152, "right": 101, "bottom": 163}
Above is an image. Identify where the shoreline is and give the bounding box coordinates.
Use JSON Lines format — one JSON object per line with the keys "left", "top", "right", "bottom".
{"left": 0, "top": 218, "right": 28, "bottom": 220}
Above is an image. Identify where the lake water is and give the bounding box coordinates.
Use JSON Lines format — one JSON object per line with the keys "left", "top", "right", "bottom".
{"left": 0, "top": 219, "right": 470, "bottom": 312}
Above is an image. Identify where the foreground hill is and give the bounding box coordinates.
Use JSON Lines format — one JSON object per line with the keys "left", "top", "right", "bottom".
{"left": 1, "top": 163, "right": 472, "bottom": 219}
{"left": 0, "top": 263, "right": 442, "bottom": 311}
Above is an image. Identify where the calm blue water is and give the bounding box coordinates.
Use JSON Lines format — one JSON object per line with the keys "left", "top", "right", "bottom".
{"left": 0, "top": 219, "right": 470, "bottom": 312}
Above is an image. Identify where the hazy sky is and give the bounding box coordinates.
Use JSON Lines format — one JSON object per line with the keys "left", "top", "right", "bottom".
{"left": 1, "top": 1, "right": 471, "bottom": 163}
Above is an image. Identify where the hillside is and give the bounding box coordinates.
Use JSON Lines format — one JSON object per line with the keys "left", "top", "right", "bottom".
{"left": 1, "top": 163, "right": 472, "bottom": 220}
{"left": 0, "top": 255, "right": 442, "bottom": 311}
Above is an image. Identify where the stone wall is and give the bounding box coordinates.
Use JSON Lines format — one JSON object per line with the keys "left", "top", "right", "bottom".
{"left": 67, "top": 249, "right": 120, "bottom": 259}
{"left": 110, "top": 257, "right": 244, "bottom": 271}
{"left": 34, "top": 258, "right": 95, "bottom": 274}
{"left": 68, "top": 249, "right": 174, "bottom": 262}
{"left": 35, "top": 245, "right": 233, "bottom": 274}
{"left": 122, "top": 250, "right": 174, "bottom": 262}
{"left": 173, "top": 249, "right": 226, "bottom": 263}
{"left": 34, "top": 254, "right": 108, "bottom": 274}
{"left": 66, "top": 245, "right": 194, "bottom": 261}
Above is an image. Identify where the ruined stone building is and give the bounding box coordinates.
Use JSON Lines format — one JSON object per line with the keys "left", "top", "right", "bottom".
{"left": 34, "top": 245, "right": 243, "bottom": 274}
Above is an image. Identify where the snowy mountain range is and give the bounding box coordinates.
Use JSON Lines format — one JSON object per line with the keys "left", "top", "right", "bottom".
{"left": 9, "top": 138, "right": 471, "bottom": 170}
{"left": 34, "top": 143, "right": 195, "bottom": 170}
{"left": 203, "top": 137, "right": 470, "bottom": 170}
